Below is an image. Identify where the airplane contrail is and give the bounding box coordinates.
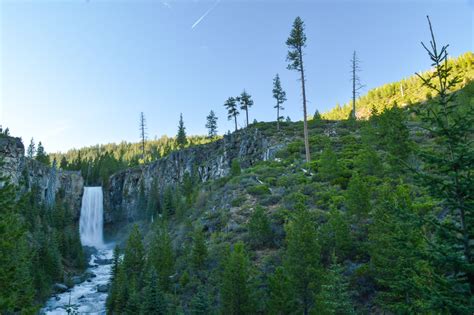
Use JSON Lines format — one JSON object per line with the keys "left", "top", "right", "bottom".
{"left": 191, "top": 0, "right": 221, "bottom": 30}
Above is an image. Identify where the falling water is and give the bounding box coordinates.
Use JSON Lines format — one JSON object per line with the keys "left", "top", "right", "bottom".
{"left": 42, "top": 186, "right": 112, "bottom": 314}
{"left": 80, "top": 187, "right": 104, "bottom": 248}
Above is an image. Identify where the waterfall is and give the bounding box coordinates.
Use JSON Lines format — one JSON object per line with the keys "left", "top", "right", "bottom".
{"left": 80, "top": 187, "right": 104, "bottom": 248}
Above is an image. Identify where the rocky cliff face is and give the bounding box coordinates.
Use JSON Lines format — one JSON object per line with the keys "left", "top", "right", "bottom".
{"left": 0, "top": 136, "right": 84, "bottom": 217}
{"left": 104, "top": 128, "right": 285, "bottom": 224}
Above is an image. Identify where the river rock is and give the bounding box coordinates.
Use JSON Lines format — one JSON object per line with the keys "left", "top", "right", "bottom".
{"left": 95, "top": 258, "right": 113, "bottom": 265}
{"left": 97, "top": 284, "right": 109, "bottom": 293}
{"left": 53, "top": 283, "right": 68, "bottom": 293}
{"left": 71, "top": 276, "right": 82, "bottom": 285}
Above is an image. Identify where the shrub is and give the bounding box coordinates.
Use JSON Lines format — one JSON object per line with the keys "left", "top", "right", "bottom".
{"left": 247, "top": 185, "right": 271, "bottom": 196}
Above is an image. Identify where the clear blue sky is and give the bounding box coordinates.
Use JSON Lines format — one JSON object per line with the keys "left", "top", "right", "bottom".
{"left": 1, "top": 0, "right": 472, "bottom": 152}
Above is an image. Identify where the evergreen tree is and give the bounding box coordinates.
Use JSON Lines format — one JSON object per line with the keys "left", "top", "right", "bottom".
{"left": 268, "top": 267, "right": 295, "bottom": 314}
{"left": 27, "top": 138, "right": 36, "bottom": 158}
{"left": 220, "top": 242, "right": 254, "bottom": 314}
{"left": 237, "top": 90, "right": 254, "bottom": 127}
{"left": 318, "top": 145, "right": 340, "bottom": 181}
{"left": 248, "top": 206, "right": 273, "bottom": 248}
{"left": 191, "top": 228, "right": 208, "bottom": 270}
{"left": 369, "top": 185, "right": 435, "bottom": 313}
{"left": 272, "top": 74, "right": 287, "bottom": 130}
{"left": 205, "top": 110, "right": 218, "bottom": 138}
{"left": 283, "top": 202, "right": 321, "bottom": 315}
{"left": 35, "top": 141, "right": 50, "bottom": 165}
{"left": 225, "top": 97, "right": 239, "bottom": 132}
{"left": 142, "top": 268, "right": 167, "bottom": 315}
{"left": 176, "top": 113, "right": 188, "bottom": 148}
{"left": 148, "top": 223, "right": 174, "bottom": 291}
{"left": 413, "top": 16, "right": 474, "bottom": 308}
{"left": 230, "top": 159, "right": 241, "bottom": 176}
{"left": 315, "top": 253, "right": 355, "bottom": 315}
{"left": 190, "top": 288, "right": 211, "bottom": 315}
{"left": 345, "top": 174, "right": 370, "bottom": 220}
{"left": 123, "top": 225, "right": 145, "bottom": 281}
{"left": 287, "top": 16, "right": 311, "bottom": 162}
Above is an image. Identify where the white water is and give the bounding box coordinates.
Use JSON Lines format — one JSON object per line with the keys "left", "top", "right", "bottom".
{"left": 80, "top": 187, "right": 104, "bottom": 248}
{"left": 42, "top": 187, "right": 113, "bottom": 315}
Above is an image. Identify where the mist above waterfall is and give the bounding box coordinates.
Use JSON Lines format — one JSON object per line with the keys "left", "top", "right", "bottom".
{"left": 80, "top": 187, "right": 104, "bottom": 248}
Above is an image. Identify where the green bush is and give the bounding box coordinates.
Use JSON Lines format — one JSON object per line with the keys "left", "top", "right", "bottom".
{"left": 247, "top": 185, "right": 271, "bottom": 196}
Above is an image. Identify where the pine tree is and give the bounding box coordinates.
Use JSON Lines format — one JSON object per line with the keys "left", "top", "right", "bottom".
{"left": 205, "top": 110, "right": 218, "bottom": 138}
{"left": 26, "top": 138, "right": 35, "bottom": 158}
{"left": 176, "top": 113, "right": 188, "bottom": 148}
{"left": 220, "top": 242, "right": 254, "bottom": 314}
{"left": 413, "top": 16, "right": 474, "bottom": 308}
{"left": 272, "top": 74, "right": 287, "bottom": 130}
{"left": 315, "top": 253, "right": 355, "bottom": 314}
{"left": 191, "top": 228, "right": 208, "bottom": 270}
{"left": 142, "top": 268, "right": 167, "bottom": 315}
{"left": 268, "top": 267, "right": 295, "bottom": 314}
{"left": 283, "top": 202, "right": 321, "bottom": 315}
{"left": 248, "top": 206, "right": 273, "bottom": 248}
{"left": 123, "top": 225, "right": 145, "bottom": 281}
{"left": 148, "top": 223, "right": 174, "bottom": 291}
{"left": 318, "top": 145, "right": 340, "bottom": 182}
{"left": 236, "top": 90, "right": 254, "bottom": 127}
{"left": 345, "top": 174, "right": 370, "bottom": 220}
{"left": 287, "top": 16, "right": 311, "bottom": 162}
{"left": 35, "top": 141, "right": 50, "bottom": 165}
{"left": 224, "top": 97, "right": 239, "bottom": 132}
{"left": 190, "top": 288, "right": 211, "bottom": 315}
{"left": 369, "top": 185, "right": 435, "bottom": 313}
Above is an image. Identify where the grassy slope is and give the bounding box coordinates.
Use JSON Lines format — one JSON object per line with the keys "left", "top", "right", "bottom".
{"left": 322, "top": 51, "right": 473, "bottom": 120}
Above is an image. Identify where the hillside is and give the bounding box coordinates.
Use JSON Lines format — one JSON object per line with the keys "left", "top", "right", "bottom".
{"left": 103, "top": 79, "right": 473, "bottom": 314}
{"left": 323, "top": 51, "right": 473, "bottom": 120}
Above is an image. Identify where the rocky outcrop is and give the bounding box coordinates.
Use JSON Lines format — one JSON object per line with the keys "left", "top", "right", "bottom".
{"left": 104, "top": 128, "right": 285, "bottom": 224}
{"left": 0, "top": 136, "right": 84, "bottom": 217}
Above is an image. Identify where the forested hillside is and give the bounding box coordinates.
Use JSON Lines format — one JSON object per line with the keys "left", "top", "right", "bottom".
{"left": 0, "top": 145, "right": 86, "bottom": 313}
{"left": 50, "top": 135, "right": 216, "bottom": 186}
{"left": 105, "top": 68, "right": 473, "bottom": 313}
{"left": 323, "top": 51, "right": 473, "bottom": 120}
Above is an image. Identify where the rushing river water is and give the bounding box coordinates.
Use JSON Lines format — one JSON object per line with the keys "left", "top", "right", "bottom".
{"left": 42, "top": 187, "right": 112, "bottom": 315}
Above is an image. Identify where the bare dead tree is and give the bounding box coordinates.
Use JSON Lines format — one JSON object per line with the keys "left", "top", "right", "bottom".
{"left": 139, "top": 112, "right": 147, "bottom": 160}
{"left": 350, "top": 51, "right": 364, "bottom": 119}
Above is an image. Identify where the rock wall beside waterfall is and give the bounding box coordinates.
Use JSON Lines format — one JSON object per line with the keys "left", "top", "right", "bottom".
{"left": 104, "top": 128, "right": 286, "bottom": 224}
{"left": 0, "top": 136, "right": 84, "bottom": 217}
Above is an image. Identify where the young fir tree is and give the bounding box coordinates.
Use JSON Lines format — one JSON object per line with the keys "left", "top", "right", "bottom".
{"left": 220, "top": 242, "right": 254, "bottom": 314}
{"left": 237, "top": 90, "right": 254, "bottom": 127}
{"left": 413, "top": 16, "right": 473, "bottom": 308}
{"left": 35, "top": 141, "right": 50, "bottom": 165}
{"left": 283, "top": 201, "right": 321, "bottom": 315}
{"left": 191, "top": 228, "right": 208, "bottom": 270}
{"left": 122, "top": 225, "right": 145, "bottom": 281}
{"left": 0, "top": 179, "right": 35, "bottom": 313}
{"left": 368, "top": 185, "right": 435, "bottom": 313}
{"left": 318, "top": 144, "right": 340, "bottom": 182}
{"left": 248, "top": 205, "right": 273, "bottom": 248}
{"left": 190, "top": 288, "right": 211, "bottom": 315}
{"left": 26, "top": 138, "right": 35, "bottom": 158}
{"left": 315, "top": 252, "right": 355, "bottom": 314}
{"left": 272, "top": 74, "right": 287, "bottom": 130}
{"left": 148, "top": 223, "right": 174, "bottom": 291}
{"left": 268, "top": 267, "right": 295, "bottom": 314}
{"left": 345, "top": 174, "right": 370, "bottom": 220}
{"left": 224, "top": 97, "right": 239, "bottom": 132}
{"left": 176, "top": 113, "right": 188, "bottom": 148}
{"left": 287, "top": 16, "right": 311, "bottom": 162}
{"left": 205, "top": 110, "right": 218, "bottom": 138}
{"left": 142, "top": 268, "right": 167, "bottom": 315}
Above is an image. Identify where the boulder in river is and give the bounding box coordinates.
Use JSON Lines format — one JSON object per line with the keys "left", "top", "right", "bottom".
{"left": 53, "top": 283, "right": 68, "bottom": 293}
{"left": 97, "top": 284, "right": 109, "bottom": 293}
